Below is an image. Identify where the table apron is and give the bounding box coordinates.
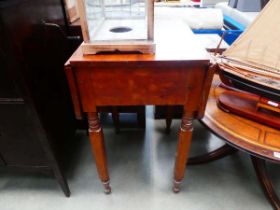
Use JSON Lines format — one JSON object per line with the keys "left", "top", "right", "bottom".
{"left": 73, "top": 64, "right": 208, "bottom": 114}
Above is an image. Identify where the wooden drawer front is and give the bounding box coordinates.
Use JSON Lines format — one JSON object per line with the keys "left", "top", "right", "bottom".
{"left": 0, "top": 102, "right": 48, "bottom": 167}
{"left": 76, "top": 63, "right": 205, "bottom": 111}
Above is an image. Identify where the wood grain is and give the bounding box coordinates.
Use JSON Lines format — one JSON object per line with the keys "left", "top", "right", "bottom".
{"left": 201, "top": 76, "right": 280, "bottom": 163}
{"left": 218, "top": 90, "right": 280, "bottom": 130}
{"left": 65, "top": 20, "right": 212, "bottom": 192}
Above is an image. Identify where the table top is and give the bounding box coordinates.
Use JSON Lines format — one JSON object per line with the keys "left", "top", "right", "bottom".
{"left": 201, "top": 76, "right": 280, "bottom": 163}
{"left": 67, "top": 19, "right": 210, "bottom": 65}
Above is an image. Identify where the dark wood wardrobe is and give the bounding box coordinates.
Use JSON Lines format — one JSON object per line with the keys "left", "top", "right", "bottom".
{"left": 0, "top": 0, "right": 82, "bottom": 196}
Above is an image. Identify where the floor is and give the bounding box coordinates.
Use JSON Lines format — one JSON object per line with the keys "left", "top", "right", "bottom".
{"left": 0, "top": 106, "right": 279, "bottom": 210}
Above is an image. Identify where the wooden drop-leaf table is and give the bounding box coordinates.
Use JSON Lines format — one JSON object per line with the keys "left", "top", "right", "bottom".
{"left": 65, "top": 19, "right": 214, "bottom": 193}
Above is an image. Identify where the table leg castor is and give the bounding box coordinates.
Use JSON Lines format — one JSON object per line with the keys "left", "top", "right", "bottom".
{"left": 103, "top": 181, "right": 112, "bottom": 194}
{"left": 173, "top": 180, "right": 182, "bottom": 193}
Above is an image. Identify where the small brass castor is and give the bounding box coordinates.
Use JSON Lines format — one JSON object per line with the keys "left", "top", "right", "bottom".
{"left": 173, "top": 180, "right": 181, "bottom": 193}
{"left": 173, "top": 186, "right": 180, "bottom": 193}
{"left": 103, "top": 181, "right": 112, "bottom": 194}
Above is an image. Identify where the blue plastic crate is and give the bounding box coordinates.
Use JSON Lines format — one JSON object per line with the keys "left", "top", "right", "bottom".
{"left": 192, "top": 14, "right": 245, "bottom": 45}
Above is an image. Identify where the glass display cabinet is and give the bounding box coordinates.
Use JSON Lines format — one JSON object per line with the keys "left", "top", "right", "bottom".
{"left": 77, "top": 0, "right": 155, "bottom": 54}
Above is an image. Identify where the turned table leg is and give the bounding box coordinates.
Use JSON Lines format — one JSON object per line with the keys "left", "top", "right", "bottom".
{"left": 173, "top": 112, "right": 193, "bottom": 193}
{"left": 251, "top": 156, "right": 280, "bottom": 210}
{"left": 88, "top": 112, "right": 111, "bottom": 194}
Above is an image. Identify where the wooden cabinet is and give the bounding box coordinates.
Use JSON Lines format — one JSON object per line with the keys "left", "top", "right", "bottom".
{"left": 0, "top": 156, "right": 5, "bottom": 166}
{"left": 0, "top": 102, "right": 49, "bottom": 167}
{"left": 0, "top": 0, "right": 81, "bottom": 196}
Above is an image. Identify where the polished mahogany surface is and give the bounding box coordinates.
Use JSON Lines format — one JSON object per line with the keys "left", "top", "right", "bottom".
{"left": 218, "top": 90, "right": 280, "bottom": 130}
{"left": 66, "top": 19, "right": 214, "bottom": 193}
{"left": 200, "top": 75, "right": 280, "bottom": 210}
{"left": 202, "top": 76, "right": 280, "bottom": 163}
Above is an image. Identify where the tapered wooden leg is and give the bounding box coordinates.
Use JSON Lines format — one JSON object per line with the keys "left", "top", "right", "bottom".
{"left": 173, "top": 113, "right": 193, "bottom": 193}
{"left": 88, "top": 112, "right": 111, "bottom": 194}
{"left": 188, "top": 144, "right": 237, "bottom": 165}
{"left": 251, "top": 156, "right": 280, "bottom": 210}
{"left": 112, "top": 107, "right": 120, "bottom": 134}
{"left": 165, "top": 106, "right": 173, "bottom": 134}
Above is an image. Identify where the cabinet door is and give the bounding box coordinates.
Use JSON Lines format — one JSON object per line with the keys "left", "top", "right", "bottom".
{"left": 0, "top": 35, "right": 21, "bottom": 99}
{"left": 0, "top": 101, "right": 48, "bottom": 167}
{"left": 0, "top": 154, "right": 5, "bottom": 166}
